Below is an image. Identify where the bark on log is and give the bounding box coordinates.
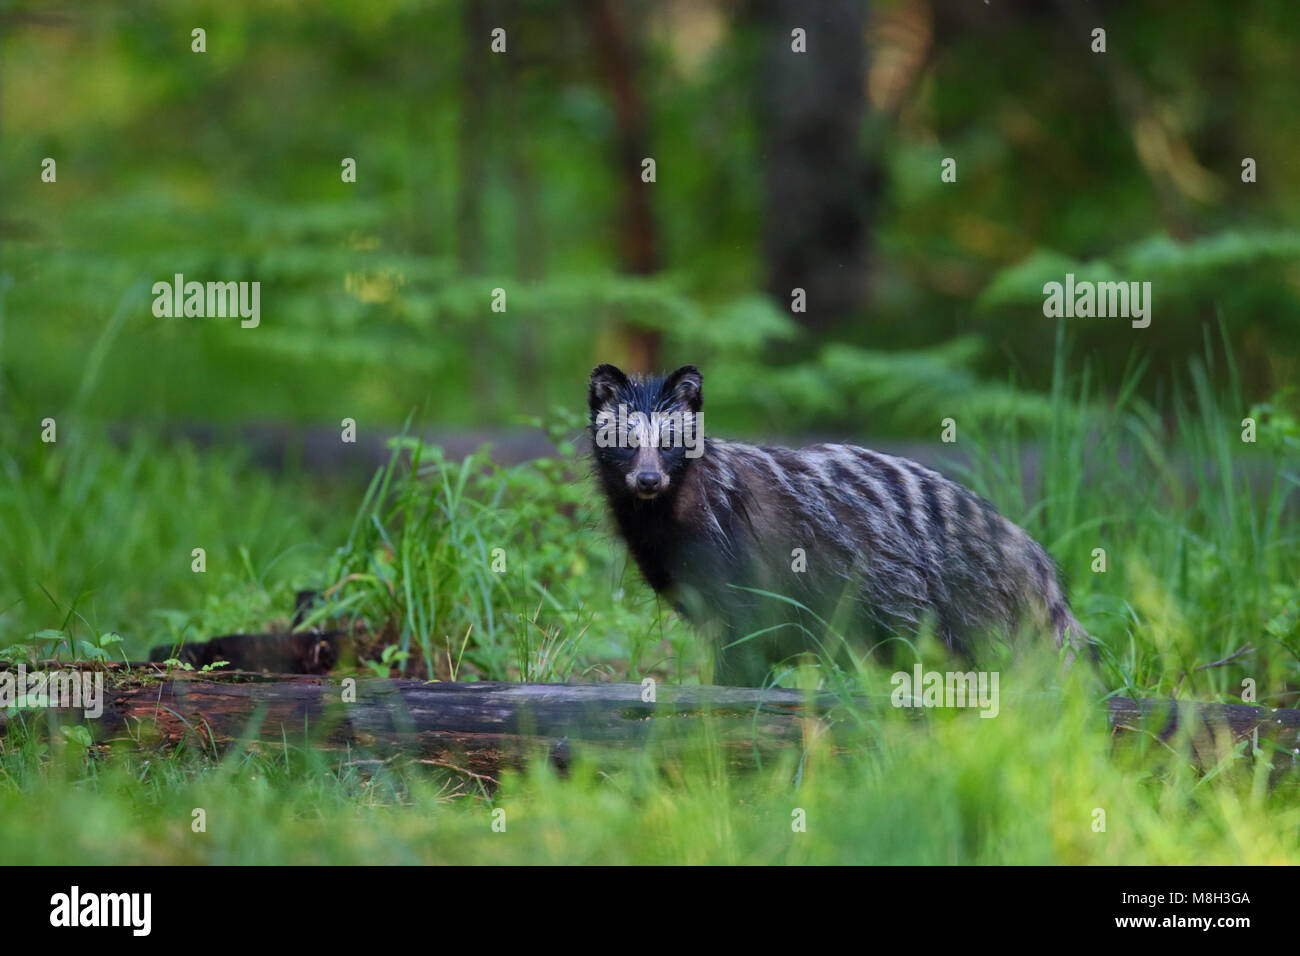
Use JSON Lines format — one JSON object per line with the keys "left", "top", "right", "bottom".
{"left": 15, "top": 675, "right": 830, "bottom": 778}
{"left": 1104, "top": 696, "right": 1300, "bottom": 762}
{"left": 5, "top": 671, "right": 1296, "bottom": 778}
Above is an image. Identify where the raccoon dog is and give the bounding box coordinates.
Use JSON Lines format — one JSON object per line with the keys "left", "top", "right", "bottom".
{"left": 588, "top": 363, "right": 1091, "bottom": 686}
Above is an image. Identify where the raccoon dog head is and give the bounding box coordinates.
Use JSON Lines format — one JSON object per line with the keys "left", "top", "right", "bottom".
{"left": 588, "top": 363, "right": 704, "bottom": 501}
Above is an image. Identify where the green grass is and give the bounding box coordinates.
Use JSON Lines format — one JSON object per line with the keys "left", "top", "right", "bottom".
{"left": 953, "top": 329, "right": 1300, "bottom": 705}
{"left": 303, "top": 413, "right": 700, "bottom": 683}
{"left": 0, "top": 423, "right": 354, "bottom": 658}
{"left": 1, "top": 340, "right": 1298, "bottom": 864}
{"left": 2, "top": 656, "right": 1297, "bottom": 864}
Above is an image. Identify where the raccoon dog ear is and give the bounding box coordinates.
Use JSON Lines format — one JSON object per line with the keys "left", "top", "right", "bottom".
{"left": 663, "top": 365, "right": 702, "bottom": 412}
{"left": 589, "top": 364, "right": 630, "bottom": 411}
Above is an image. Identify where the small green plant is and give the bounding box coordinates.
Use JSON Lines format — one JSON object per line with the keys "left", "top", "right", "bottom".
{"left": 0, "top": 629, "right": 125, "bottom": 665}
{"left": 77, "top": 632, "right": 125, "bottom": 664}
{"left": 158, "top": 658, "right": 231, "bottom": 674}
{"left": 363, "top": 644, "right": 411, "bottom": 678}
{"left": 60, "top": 726, "right": 94, "bottom": 748}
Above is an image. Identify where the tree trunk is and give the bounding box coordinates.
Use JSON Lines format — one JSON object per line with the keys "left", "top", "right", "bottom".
{"left": 751, "top": 0, "right": 874, "bottom": 332}
{"left": 588, "top": 0, "right": 663, "bottom": 372}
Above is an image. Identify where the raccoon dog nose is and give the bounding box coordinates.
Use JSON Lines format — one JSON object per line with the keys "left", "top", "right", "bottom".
{"left": 635, "top": 472, "right": 661, "bottom": 493}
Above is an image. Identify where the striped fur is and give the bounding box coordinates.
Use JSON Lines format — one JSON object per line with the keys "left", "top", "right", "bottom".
{"left": 589, "top": 364, "right": 1091, "bottom": 685}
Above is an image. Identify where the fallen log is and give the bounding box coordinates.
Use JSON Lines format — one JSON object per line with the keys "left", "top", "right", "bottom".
{"left": 5, "top": 670, "right": 1300, "bottom": 777}
{"left": 1104, "top": 695, "right": 1300, "bottom": 764}
{"left": 11, "top": 674, "right": 833, "bottom": 777}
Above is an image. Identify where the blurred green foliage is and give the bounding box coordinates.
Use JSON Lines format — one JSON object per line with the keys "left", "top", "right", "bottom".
{"left": 2, "top": 0, "right": 1297, "bottom": 436}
